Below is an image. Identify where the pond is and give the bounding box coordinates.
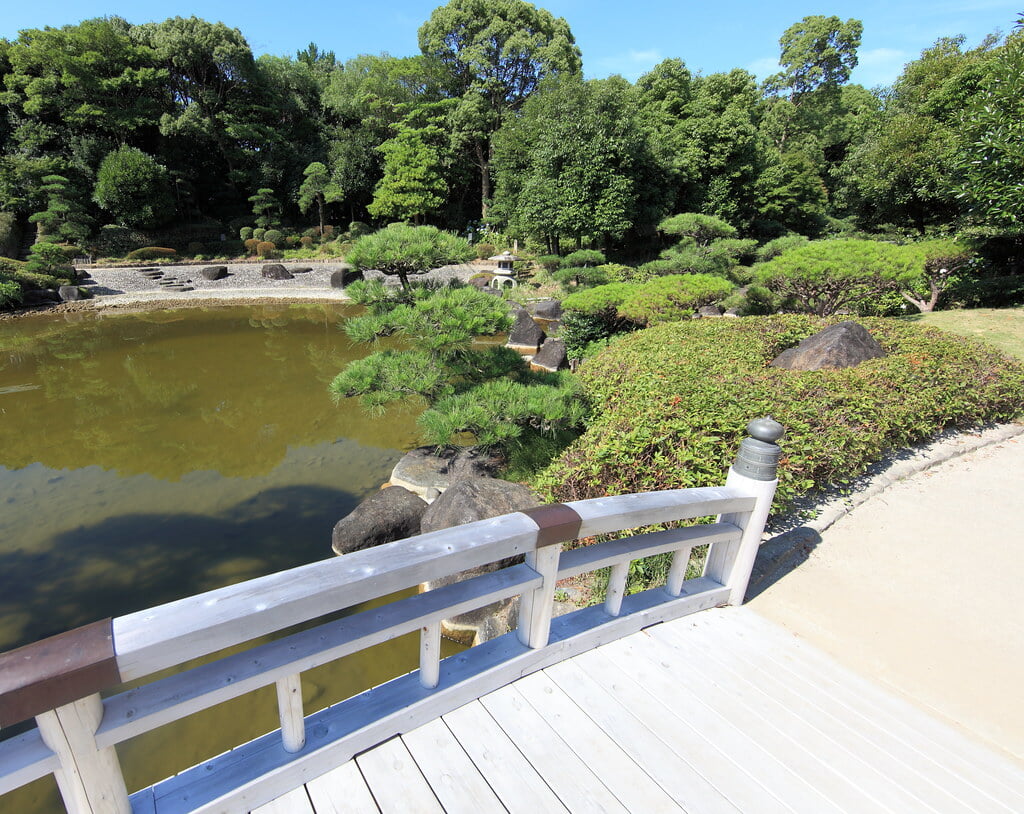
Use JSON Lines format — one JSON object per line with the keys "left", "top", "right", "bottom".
{"left": 0, "top": 302, "right": 454, "bottom": 811}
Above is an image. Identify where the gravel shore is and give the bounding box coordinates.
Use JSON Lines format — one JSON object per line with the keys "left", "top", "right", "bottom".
{"left": 76, "top": 261, "right": 486, "bottom": 308}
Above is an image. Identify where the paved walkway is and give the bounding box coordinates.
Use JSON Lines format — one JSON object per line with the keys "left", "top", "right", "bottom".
{"left": 750, "top": 432, "right": 1024, "bottom": 764}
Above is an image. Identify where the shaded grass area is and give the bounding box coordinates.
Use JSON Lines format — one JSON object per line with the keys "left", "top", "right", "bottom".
{"left": 902, "top": 307, "right": 1024, "bottom": 361}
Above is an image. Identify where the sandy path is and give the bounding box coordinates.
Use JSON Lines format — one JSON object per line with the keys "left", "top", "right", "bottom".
{"left": 750, "top": 434, "right": 1024, "bottom": 764}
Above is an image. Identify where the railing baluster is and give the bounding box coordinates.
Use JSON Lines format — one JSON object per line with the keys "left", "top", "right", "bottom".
{"left": 604, "top": 562, "right": 629, "bottom": 617}
{"left": 518, "top": 544, "right": 561, "bottom": 649}
{"left": 420, "top": 622, "right": 442, "bottom": 689}
{"left": 35, "top": 694, "right": 130, "bottom": 814}
{"left": 665, "top": 545, "right": 691, "bottom": 597}
{"left": 275, "top": 674, "right": 305, "bottom": 753}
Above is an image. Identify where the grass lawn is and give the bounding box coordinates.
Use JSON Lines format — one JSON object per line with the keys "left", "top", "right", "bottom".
{"left": 902, "top": 307, "right": 1024, "bottom": 361}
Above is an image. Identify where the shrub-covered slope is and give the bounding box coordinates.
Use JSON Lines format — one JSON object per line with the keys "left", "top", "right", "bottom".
{"left": 535, "top": 316, "right": 1024, "bottom": 510}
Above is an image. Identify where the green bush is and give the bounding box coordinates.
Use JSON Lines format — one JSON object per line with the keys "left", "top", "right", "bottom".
{"left": 91, "top": 224, "right": 148, "bottom": 257}
{"left": 562, "top": 283, "right": 634, "bottom": 315}
{"left": 554, "top": 266, "right": 611, "bottom": 288}
{"left": 534, "top": 317, "right": 1024, "bottom": 515}
{"left": 348, "top": 221, "right": 371, "bottom": 239}
{"left": 125, "top": 246, "right": 177, "bottom": 261}
{"left": 617, "top": 274, "right": 735, "bottom": 326}
{"left": 256, "top": 241, "right": 276, "bottom": 258}
{"left": 239, "top": 227, "right": 254, "bottom": 241}
{"left": 535, "top": 254, "right": 561, "bottom": 272}
{"left": 475, "top": 242, "right": 496, "bottom": 260}
{"left": 0, "top": 279, "right": 22, "bottom": 307}
{"left": 253, "top": 228, "right": 266, "bottom": 242}
{"left": 263, "top": 229, "right": 284, "bottom": 246}
{"left": 562, "top": 249, "right": 606, "bottom": 267}
{"left": 755, "top": 234, "right": 810, "bottom": 263}
{"left": 300, "top": 235, "right": 314, "bottom": 248}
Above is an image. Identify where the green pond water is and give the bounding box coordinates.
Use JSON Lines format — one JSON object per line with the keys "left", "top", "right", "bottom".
{"left": 0, "top": 303, "right": 457, "bottom": 811}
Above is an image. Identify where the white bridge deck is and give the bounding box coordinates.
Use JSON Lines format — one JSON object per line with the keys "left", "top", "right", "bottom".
{"left": 253, "top": 607, "right": 1024, "bottom": 814}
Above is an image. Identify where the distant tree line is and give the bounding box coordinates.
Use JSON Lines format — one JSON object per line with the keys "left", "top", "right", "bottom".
{"left": 0, "top": 2, "right": 1021, "bottom": 259}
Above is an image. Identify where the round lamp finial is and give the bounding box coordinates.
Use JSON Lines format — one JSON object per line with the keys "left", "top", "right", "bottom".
{"left": 746, "top": 417, "right": 785, "bottom": 444}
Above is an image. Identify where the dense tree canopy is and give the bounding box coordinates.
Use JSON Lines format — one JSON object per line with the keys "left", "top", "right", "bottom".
{"left": 0, "top": 4, "right": 1020, "bottom": 274}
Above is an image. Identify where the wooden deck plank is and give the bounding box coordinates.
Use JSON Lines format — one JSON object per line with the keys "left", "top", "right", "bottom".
{"left": 543, "top": 657, "right": 746, "bottom": 814}
{"left": 304, "top": 761, "right": 380, "bottom": 814}
{"left": 355, "top": 737, "right": 442, "bottom": 814}
{"left": 512, "top": 671, "right": 684, "bottom": 813}
{"left": 695, "top": 609, "right": 1024, "bottom": 813}
{"left": 250, "top": 786, "right": 313, "bottom": 813}
{"left": 442, "top": 700, "right": 569, "bottom": 813}
{"left": 479, "top": 684, "right": 629, "bottom": 813}
{"left": 650, "top": 618, "right": 938, "bottom": 814}
{"left": 401, "top": 718, "right": 505, "bottom": 814}
{"left": 576, "top": 641, "right": 843, "bottom": 814}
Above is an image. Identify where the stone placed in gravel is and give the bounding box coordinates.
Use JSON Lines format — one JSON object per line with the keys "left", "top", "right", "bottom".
{"left": 201, "top": 266, "right": 227, "bottom": 280}
{"left": 261, "top": 264, "right": 294, "bottom": 280}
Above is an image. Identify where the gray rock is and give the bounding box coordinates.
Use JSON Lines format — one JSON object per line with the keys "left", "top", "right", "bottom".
{"left": 290, "top": 266, "right": 313, "bottom": 274}
{"left": 530, "top": 338, "right": 568, "bottom": 373}
{"left": 331, "top": 486, "right": 428, "bottom": 555}
{"left": 261, "top": 264, "right": 294, "bottom": 280}
{"left": 420, "top": 478, "right": 542, "bottom": 645}
{"left": 528, "top": 299, "right": 562, "bottom": 320}
{"left": 697, "top": 305, "right": 724, "bottom": 318}
{"left": 390, "top": 447, "right": 501, "bottom": 498}
{"left": 330, "top": 268, "right": 363, "bottom": 288}
{"left": 506, "top": 308, "right": 545, "bottom": 353}
{"left": 58, "top": 285, "right": 88, "bottom": 302}
{"left": 771, "top": 321, "right": 886, "bottom": 371}
{"left": 201, "top": 266, "right": 228, "bottom": 280}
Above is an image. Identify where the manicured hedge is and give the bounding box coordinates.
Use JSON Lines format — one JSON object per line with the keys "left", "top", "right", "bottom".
{"left": 534, "top": 316, "right": 1024, "bottom": 512}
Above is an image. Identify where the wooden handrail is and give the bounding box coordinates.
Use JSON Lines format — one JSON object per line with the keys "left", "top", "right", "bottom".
{"left": 0, "top": 418, "right": 785, "bottom": 814}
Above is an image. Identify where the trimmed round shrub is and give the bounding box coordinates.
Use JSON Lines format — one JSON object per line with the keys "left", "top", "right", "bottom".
{"left": 263, "top": 229, "right": 283, "bottom": 246}
{"left": 617, "top": 274, "right": 735, "bottom": 326}
{"left": 300, "top": 235, "right": 314, "bottom": 248}
{"left": 239, "top": 227, "right": 254, "bottom": 241}
{"left": 256, "top": 241, "right": 276, "bottom": 258}
{"left": 244, "top": 238, "right": 260, "bottom": 254}
{"left": 348, "top": 221, "right": 371, "bottom": 239}
{"left": 562, "top": 249, "right": 606, "bottom": 268}
{"left": 535, "top": 254, "right": 561, "bottom": 272}
{"left": 535, "top": 316, "right": 1024, "bottom": 514}
{"left": 475, "top": 242, "right": 496, "bottom": 260}
{"left": 253, "top": 228, "right": 266, "bottom": 241}
{"left": 125, "top": 246, "right": 177, "bottom": 261}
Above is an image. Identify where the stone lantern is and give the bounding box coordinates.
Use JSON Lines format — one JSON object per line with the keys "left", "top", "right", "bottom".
{"left": 488, "top": 250, "right": 520, "bottom": 289}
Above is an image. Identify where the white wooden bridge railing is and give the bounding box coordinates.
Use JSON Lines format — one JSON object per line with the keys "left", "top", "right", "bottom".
{"left": 0, "top": 419, "right": 784, "bottom": 814}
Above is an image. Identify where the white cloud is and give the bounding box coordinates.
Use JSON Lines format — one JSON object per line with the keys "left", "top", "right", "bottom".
{"left": 851, "top": 47, "right": 910, "bottom": 89}
{"left": 590, "top": 49, "right": 663, "bottom": 81}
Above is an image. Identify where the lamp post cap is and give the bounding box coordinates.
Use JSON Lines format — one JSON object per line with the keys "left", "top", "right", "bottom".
{"left": 746, "top": 417, "right": 785, "bottom": 445}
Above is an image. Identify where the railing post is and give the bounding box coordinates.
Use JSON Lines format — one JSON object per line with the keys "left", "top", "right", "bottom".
{"left": 517, "top": 544, "right": 561, "bottom": 649}
{"left": 419, "top": 622, "right": 442, "bottom": 689}
{"left": 704, "top": 417, "right": 785, "bottom": 605}
{"left": 35, "top": 694, "right": 130, "bottom": 814}
{"left": 275, "top": 674, "right": 306, "bottom": 753}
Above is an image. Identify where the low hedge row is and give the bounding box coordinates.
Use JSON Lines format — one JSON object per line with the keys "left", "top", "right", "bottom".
{"left": 534, "top": 316, "right": 1024, "bottom": 512}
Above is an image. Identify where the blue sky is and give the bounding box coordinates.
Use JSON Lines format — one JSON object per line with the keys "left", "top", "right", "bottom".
{"left": 2, "top": 1, "right": 1019, "bottom": 89}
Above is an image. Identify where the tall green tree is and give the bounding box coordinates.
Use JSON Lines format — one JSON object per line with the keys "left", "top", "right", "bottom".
{"left": 297, "top": 162, "right": 341, "bottom": 233}
{"left": 418, "top": 0, "right": 582, "bottom": 218}
{"left": 93, "top": 146, "right": 175, "bottom": 228}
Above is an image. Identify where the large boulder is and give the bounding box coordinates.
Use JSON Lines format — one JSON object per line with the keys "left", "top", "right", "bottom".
{"left": 330, "top": 268, "right": 363, "bottom": 288}
{"left": 530, "top": 338, "right": 568, "bottom": 373}
{"left": 261, "top": 264, "right": 294, "bottom": 280}
{"left": 389, "top": 447, "right": 501, "bottom": 499}
{"left": 420, "top": 478, "right": 543, "bottom": 645}
{"left": 201, "top": 266, "right": 228, "bottom": 280}
{"left": 506, "top": 308, "right": 545, "bottom": 354}
{"left": 58, "top": 285, "right": 89, "bottom": 302}
{"left": 771, "top": 321, "right": 886, "bottom": 371}
{"left": 331, "top": 486, "right": 427, "bottom": 555}
{"left": 527, "top": 299, "right": 562, "bottom": 320}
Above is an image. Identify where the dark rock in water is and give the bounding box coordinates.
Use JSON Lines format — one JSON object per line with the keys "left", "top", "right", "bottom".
{"left": 771, "top": 321, "right": 886, "bottom": 371}
{"left": 58, "top": 285, "right": 88, "bottom": 302}
{"left": 421, "top": 478, "right": 540, "bottom": 535}
{"left": 506, "top": 308, "right": 545, "bottom": 353}
{"left": 528, "top": 299, "right": 562, "bottom": 320}
{"left": 420, "top": 478, "right": 542, "bottom": 645}
{"left": 330, "top": 268, "right": 362, "bottom": 288}
{"left": 331, "top": 486, "right": 427, "bottom": 555}
{"left": 290, "top": 266, "right": 313, "bottom": 274}
{"left": 530, "top": 338, "right": 567, "bottom": 373}
{"left": 261, "top": 264, "right": 294, "bottom": 280}
{"left": 201, "top": 266, "right": 228, "bottom": 280}
{"left": 390, "top": 446, "right": 502, "bottom": 498}
{"left": 696, "top": 305, "right": 723, "bottom": 318}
